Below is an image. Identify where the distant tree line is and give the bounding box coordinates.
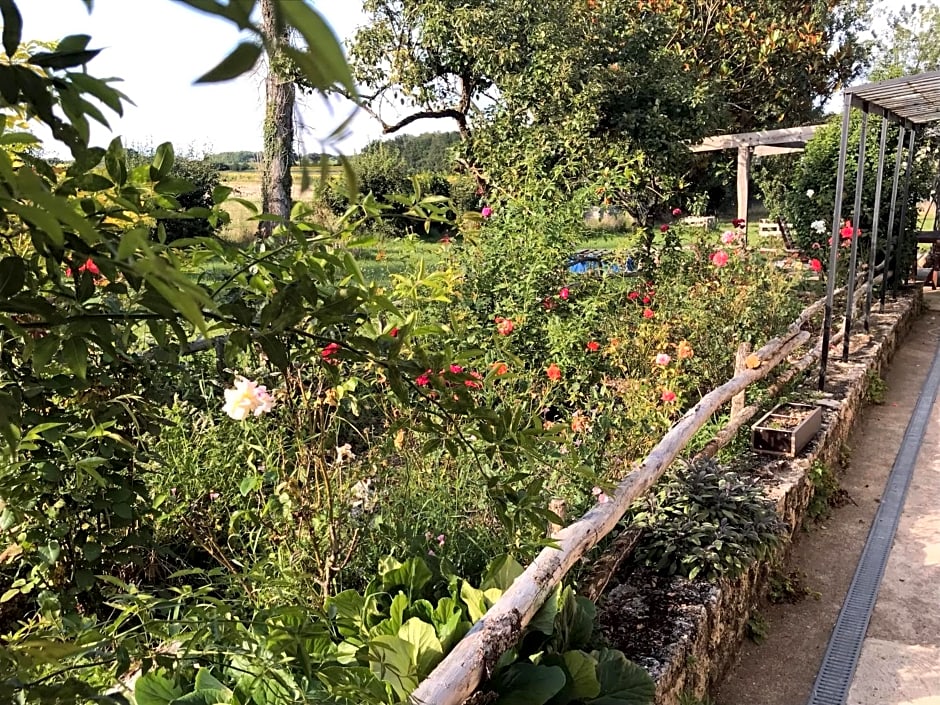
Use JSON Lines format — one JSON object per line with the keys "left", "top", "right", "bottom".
{"left": 361, "top": 131, "right": 461, "bottom": 174}
{"left": 205, "top": 132, "right": 458, "bottom": 174}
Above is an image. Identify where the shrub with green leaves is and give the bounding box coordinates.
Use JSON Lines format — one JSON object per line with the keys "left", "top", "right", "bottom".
{"left": 127, "top": 555, "right": 655, "bottom": 705}
{"left": 764, "top": 112, "right": 931, "bottom": 280}
{"left": 630, "top": 458, "right": 786, "bottom": 581}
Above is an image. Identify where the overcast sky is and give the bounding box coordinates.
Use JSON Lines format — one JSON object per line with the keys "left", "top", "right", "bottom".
{"left": 21, "top": 0, "right": 908, "bottom": 158}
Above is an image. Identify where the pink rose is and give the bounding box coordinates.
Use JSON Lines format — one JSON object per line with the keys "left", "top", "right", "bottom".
{"left": 710, "top": 250, "right": 729, "bottom": 267}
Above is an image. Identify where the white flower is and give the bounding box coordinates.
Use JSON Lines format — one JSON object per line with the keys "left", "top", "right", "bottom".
{"left": 223, "top": 376, "right": 276, "bottom": 420}
{"left": 806, "top": 189, "right": 815, "bottom": 198}
{"left": 350, "top": 477, "right": 376, "bottom": 514}
{"left": 811, "top": 220, "right": 827, "bottom": 234}
{"left": 335, "top": 443, "right": 356, "bottom": 466}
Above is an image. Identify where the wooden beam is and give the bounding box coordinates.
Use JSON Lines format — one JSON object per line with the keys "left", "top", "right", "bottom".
{"left": 754, "top": 145, "right": 806, "bottom": 157}
{"left": 690, "top": 124, "right": 824, "bottom": 153}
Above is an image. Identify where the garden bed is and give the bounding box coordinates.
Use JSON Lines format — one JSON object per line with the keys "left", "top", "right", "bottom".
{"left": 594, "top": 288, "right": 922, "bottom": 704}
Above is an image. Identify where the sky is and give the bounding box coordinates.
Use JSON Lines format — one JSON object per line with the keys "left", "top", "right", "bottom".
{"left": 19, "top": 0, "right": 911, "bottom": 159}
{"left": 19, "top": 0, "right": 392, "bottom": 157}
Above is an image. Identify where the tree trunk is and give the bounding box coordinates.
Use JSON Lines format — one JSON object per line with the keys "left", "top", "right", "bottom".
{"left": 259, "top": 0, "right": 294, "bottom": 240}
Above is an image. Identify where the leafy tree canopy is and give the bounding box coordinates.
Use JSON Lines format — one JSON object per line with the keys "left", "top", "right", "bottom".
{"left": 347, "top": 0, "right": 870, "bottom": 212}
{"left": 362, "top": 131, "right": 460, "bottom": 173}
{"left": 869, "top": 1, "right": 940, "bottom": 79}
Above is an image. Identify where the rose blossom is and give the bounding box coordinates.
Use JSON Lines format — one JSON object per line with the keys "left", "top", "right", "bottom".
{"left": 222, "top": 376, "right": 276, "bottom": 420}
{"left": 710, "top": 250, "right": 729, "bottom": 267}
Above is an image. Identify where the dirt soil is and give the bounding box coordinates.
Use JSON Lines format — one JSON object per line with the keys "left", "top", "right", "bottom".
{"left": 715, "top": 288, "right": 940, "bottom": 705}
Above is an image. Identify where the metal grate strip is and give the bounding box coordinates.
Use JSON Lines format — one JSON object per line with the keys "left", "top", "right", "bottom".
{"left": 808, "top": 339, "right": 940, "bottom": 705}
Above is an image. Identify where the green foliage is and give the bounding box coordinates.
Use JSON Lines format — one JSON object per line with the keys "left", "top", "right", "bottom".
{"left": 869, "top": 1, "right": 940, "bottom": 79}
{"left": 768, "top": 569, "right": 820, "bottom": 604}
{"left": 127, "top": 145, "right": 226, "bottom": 242}
{"left": 114, "top": 556, "right": 653, "bottom": 705}
{"left": 745, "top": 612, "right": 770, "bottom": 645}
{"left": 767, "top": 111, "right": 932, "bottom": 282}
{"left": 805, "top": 461, "right": 841, "bottom": 523}
{"left": 865, "top": 370, "right": 887, "bottom": 405}
{"left": 207, "top": 149, "right": 258, "bottom": 171}
{"left": 369, "top": 132, "right": 461, "bottom": 174}
{"left": 0, "top": 1, "right": 852, "bottom": 703}
{"left": 350, "top": 0, "right": 868, "bottom": 212}
{"left": 630, "top": 458, "right": 786, "bottom": 581}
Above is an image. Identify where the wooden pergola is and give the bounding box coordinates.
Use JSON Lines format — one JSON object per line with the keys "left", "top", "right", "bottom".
{"left": 690, "top": 124, "right": 823, "bottom": 223}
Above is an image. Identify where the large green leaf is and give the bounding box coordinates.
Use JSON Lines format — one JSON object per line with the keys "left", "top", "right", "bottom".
{"left": 279, "top": 1, "right": 355, "bottom": 94}
{"left": 494, "top": 663, "right": 566, "bottom": 705}
{"left": 194, "top": 669, "right": 230, "bottom": 693}
{"left": 29, "top": 48, "right": 101, "bottom": 69}
{"left": 135, "top": 672, "right": 184, "bottom": 705}
{"left": 367, "top": 635, "right": 418, "bottom": 701}
{"left": 0, "top": 256, "right": 25, "bottom": 298}
{"left": 379, "top": 556, "right": 432, "bottom": 597}
{"left": 481, "top": 554, "right": 524, "bottom": 592}
{"left": 150, "top": 141, "right": 175, "bottom": 181}
{"left": 398, "top": 617, "right": 444, "bottom": 677}
{"left": 60, "top": 337, "right": 87, "bottom": 380}
{"left": 0, "top": 0, "right": 22, "bottom": 58}
{"left": 562, "top": 650, "right": 602, "bottom": 702}
{"left": 195, "top": 41, "right": 262, "bottom": 83}
{"left": 587, "top": 650, "right": 655, "bottom": 705}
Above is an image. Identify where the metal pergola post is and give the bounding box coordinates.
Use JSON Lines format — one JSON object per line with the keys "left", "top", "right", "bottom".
{"left": 880, "top": 126, "right": 907, "bottom": 311}
{"left": 842, "top": 109, "right": 869, "bottom": 361}
{"left": 864, "top": 118, "right": 890, "bottom": 331}
{"left": 893, "top": 128, "right": 918, "bottom": 296}
{"left": 820, "top": 94, "right": 854, "bottom": 390}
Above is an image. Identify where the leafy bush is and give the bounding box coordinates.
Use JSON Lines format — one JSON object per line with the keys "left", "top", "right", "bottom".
{"left": 122, "top": 555, "right": 654, "bottom": 705}
{"left": 630, "top": 458, "right": 786, "bottom": 581}
{"left": 126, "top": 146, "right": 225, "bottom": 242}
{"left": 767, "top": 112, "right": 931, "bottom": 280}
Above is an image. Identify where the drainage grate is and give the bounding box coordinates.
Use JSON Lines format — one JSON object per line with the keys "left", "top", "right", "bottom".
{"left": 808, "top": 341, "right": 940, "bottom": 705}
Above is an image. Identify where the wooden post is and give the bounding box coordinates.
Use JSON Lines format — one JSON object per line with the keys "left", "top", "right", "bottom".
{"left": 731, "top": 342, "right": 750, "bottom": 422}
{"left": 737, "top": 145, "right": 751, "bottom": 240}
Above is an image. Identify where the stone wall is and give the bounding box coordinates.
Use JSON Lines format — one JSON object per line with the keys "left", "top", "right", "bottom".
{"left": 596, "top": 289, "right": 923, "bottom": 704}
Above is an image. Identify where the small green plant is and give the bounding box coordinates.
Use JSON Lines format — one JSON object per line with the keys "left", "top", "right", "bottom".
{"left": 769, "top": 569, "right": 821, "bottom": 604}
{"left": 805, "top": 461, "right": 841, "bottom": 523}
{"left": 745, "top": 612, "right": 770, "bottom": 645}
{"left": 677, "top": 691, "right": 717, "bottom": 705}
{"left": 630, "top": 458, "right": 786, "bottom": 581}
{"left": 865, "top": 370, "right": 888, "bottom": 405}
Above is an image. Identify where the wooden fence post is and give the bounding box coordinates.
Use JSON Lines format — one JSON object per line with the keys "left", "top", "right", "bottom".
{"left": 731, "top": 342, "right": 751, "bottom": 422}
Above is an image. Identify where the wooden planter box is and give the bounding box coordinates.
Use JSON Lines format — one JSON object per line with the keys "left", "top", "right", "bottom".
{"left": 751, "top": 403, "right": 822, "bottom": 457}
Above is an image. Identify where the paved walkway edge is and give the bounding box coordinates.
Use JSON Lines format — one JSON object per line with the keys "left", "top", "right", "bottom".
{"left": 808, "top": 308, "right": 940, "bottom": 705}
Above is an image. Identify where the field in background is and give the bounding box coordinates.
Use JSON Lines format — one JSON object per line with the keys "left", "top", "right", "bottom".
{"left": 220, "top": 167, "right": 342, "bottom": 244}
{"left": 218, "top": 171, "right": 803, "bottom": 283}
